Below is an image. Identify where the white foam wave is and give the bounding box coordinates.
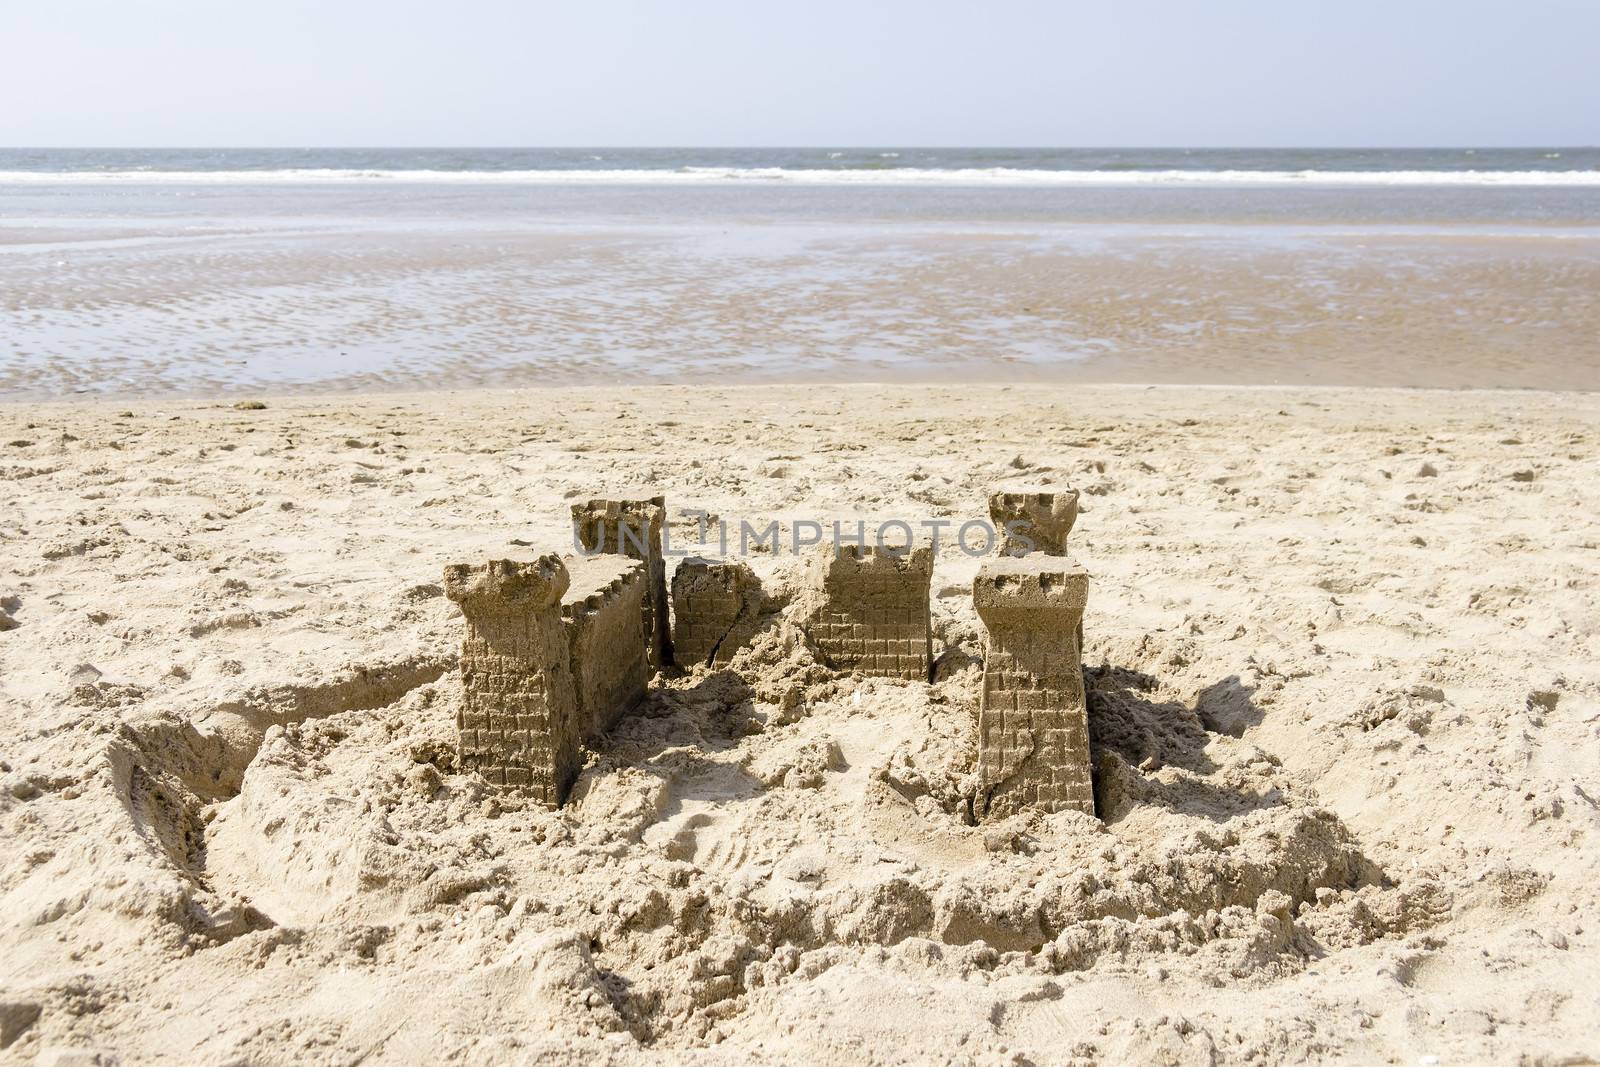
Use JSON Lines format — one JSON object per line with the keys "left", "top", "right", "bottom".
{"left": 1, "top": 167, "right": 1598, "bottom": 187}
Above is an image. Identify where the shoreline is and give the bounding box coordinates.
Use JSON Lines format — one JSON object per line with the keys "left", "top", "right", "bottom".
{"left": 5, "top": 377, "right": 1597, "bottom": 411}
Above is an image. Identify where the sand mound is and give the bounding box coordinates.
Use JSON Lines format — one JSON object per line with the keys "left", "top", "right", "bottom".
{"left": 0, "top": 607, "right": 1436, "bottom": 1057}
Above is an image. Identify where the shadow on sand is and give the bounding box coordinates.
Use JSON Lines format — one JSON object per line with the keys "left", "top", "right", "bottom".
{"left": 1085, "top": 664, "right": 1283, "bottom": 824}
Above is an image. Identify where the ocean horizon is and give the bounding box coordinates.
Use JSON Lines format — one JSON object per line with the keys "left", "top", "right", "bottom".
{"left": 3, "top": 146, "right": 1599, "bottom": 185}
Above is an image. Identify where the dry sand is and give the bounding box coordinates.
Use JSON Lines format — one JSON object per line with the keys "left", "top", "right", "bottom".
{"left": 1, "top": 383, "right": 1597, "bottom": 1064}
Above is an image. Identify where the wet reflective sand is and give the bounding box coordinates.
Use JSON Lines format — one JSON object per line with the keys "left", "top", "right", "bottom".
{"left": 3, "top": 183, "right": 1598, "bottom": 396}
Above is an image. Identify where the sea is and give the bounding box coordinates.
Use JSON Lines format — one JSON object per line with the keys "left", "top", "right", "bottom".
{"left": 3, "top": 146, "right": 1599, "bottom": 185}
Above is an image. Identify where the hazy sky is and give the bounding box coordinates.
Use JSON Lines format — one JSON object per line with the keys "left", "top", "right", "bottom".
{"left": 3, "top": 0, "right": 1596, "bottom": 147}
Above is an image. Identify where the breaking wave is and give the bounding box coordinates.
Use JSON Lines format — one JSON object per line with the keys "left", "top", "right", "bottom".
{"left": 3, "top": 167, "right": 1600, "bottom": 186}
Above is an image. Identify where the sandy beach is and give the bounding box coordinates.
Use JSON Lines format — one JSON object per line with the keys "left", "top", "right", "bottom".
{"left": 2, "top": 382, "right": 1597, "bottom": 1063}
{"left": 7, "top": 5, "right": 1600, "bottom": 1059}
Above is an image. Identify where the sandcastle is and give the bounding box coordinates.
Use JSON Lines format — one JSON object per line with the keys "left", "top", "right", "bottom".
{"left": 990, "top": 488, "right": 1080, "bottom": 556}
{"left": 449, "top": 488, "right": 1095, "bottom": 817}
{"left": 571, "top": 494, "right": 672, "bottom": 669}
{"left": 976, "top": 487, "right": 1093, "bottom": 815}
{"left": 973, "top": 556, "right": 1094, "bottom": 816}
{"left": 444, "top": 552, "right": 652, "bottom": 810}
{"left": 562, "top": 555, "right": 651, "bottom": 738}
{"left": 799, "top": 542, "right": 933, "bottom": 681}
{"left": 444, "top": 555, "right": 579, "bottom": 807}
{"left": 671, "top": 557, "right": 763, "bottom": 666}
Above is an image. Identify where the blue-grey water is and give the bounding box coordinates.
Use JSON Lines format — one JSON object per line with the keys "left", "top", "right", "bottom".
{"left": 3, "top": 146, "right": 1599, "bottom": 177}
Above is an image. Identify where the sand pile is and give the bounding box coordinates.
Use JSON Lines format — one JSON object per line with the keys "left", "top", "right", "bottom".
{"left": 2, "top": 384, "right": 1596, "bottom": 1064}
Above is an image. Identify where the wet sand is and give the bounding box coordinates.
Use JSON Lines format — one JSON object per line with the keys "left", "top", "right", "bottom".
{"left": 4, "top": 198, "right": 1599, "bottom": 397}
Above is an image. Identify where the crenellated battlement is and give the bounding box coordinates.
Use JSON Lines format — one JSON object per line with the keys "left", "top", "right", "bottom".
{"left": 449, "top": 488, "right": 1096, "bottom": 819}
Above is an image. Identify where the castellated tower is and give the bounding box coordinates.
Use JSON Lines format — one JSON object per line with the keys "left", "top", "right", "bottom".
{"left": 446, "top": 551, "right": 660, "bottom": 809}
{"left": 989, "top": 489, "right": 1081, "bottom": 557}
{"left": 800, "top": 542, "right": 933, "bottom": 681}
{"left": 561, "top": 554, "right": 650, "bottom": 739}
{"left": 973, "top": 555, "right": 1094, "bottom": 818}
{"left": 989, "top": 487, "right": 1085, "bottom": 650}
{"left": 671, "top": 557, "right": 764, "bottom": 667}
{"left": 571, "top": 494, "right": 672, "bottom": 669}
{"left": 444, "top": 555, "right": 580, "bottom": 809}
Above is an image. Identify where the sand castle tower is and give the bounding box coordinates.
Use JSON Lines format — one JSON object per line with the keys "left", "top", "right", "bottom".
{"left": 973, "top": 555, "right": 1094, "bottom": 817}
{"left": 444, "top": 556, "right": 580, "bottom": 808}
{"left": 800, "top": 542, "right": 933, "bottom": 681}
{"left": 671, "top": 556, "right": 764, "bottom": 667}
{"left": 446, "top": 550, "right": 656, "bottom": 809}
{"left": 975, "top": 487, "right": 1093, "bottom": 817}
{"left": 989, "top": 489, "right": 1080, "bottom": 556}
{"left": 571, "top": 494, "right": 672, "bottom": 669}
